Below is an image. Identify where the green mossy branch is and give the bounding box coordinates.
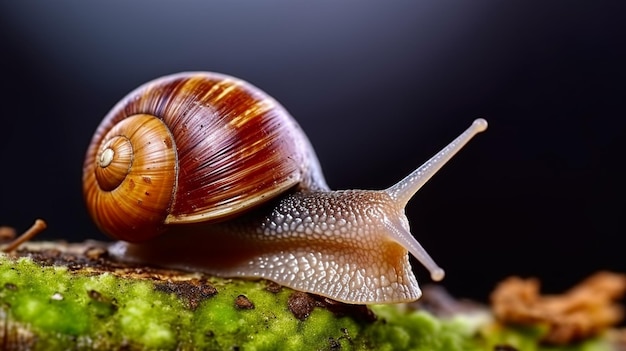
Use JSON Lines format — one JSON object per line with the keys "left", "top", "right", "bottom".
{"left": 0, "top": 242, "right": 616, "bottom": 351}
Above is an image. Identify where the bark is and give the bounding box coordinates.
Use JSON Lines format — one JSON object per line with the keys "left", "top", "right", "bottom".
{"left": 0, "top": 241, "right": 482, "bottom": 351}
{"left": 0, "top": 241, "right": 620, "bottom": 351}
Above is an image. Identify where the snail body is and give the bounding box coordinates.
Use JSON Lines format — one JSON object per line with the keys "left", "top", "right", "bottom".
{"left": 83, "top": 72, "right": 487, "bottom": 304}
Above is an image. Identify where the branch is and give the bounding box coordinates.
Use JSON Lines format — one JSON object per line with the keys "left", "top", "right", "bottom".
{"left": 0, "top": 241, "right": 482, "bottom": 350}
{"left": 0, "top": 238, "right": 622, "bottom": 350}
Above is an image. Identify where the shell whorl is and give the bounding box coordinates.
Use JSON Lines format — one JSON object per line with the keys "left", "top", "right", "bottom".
{"left": 83, "top": 72, "right": 327, "bottom": 242}
{"left": 84, "top": 114, "right": 178, "bottom": 241}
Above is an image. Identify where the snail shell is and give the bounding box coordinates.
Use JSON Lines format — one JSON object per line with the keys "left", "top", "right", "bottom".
{"left": 84, "top": 72, "right": 326, "bottom": 242}
{"left": 83, "top": 72, "right": 487, "bottom": 304}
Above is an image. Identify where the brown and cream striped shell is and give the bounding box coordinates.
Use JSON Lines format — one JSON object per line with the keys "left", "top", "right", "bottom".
{"left": 83, "top": 72, "right": 327, "bottom": 242}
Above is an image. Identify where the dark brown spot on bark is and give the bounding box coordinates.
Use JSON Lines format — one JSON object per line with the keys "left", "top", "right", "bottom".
{"left": 142, "top": 176, "right": 152, "bottom": 184}
{"left": 128, "top": 179, "right": 135, "bottom": 190}
{"left": 265, "top": 281, "right": 282, "bottom": 293}
{"left": 287, "top": 292, "right": 376, "bottom": 322}
{"left": 154, "top": 279, "right": 217, "bottom": 310}
{"left": 288, "top": 292, "right": 317, "bottom": 321}
{"left": 235, "top": 295, "right": 255, "bottom": 310}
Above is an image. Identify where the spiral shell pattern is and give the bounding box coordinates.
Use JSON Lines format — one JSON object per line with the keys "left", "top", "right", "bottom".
{"left": 83, "top": 72, "right": 320, "bottom": 242}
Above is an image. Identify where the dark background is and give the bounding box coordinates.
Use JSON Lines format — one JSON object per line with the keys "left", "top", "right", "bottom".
{"left": 1, "top": 1, "right": 624, "bottom": 302}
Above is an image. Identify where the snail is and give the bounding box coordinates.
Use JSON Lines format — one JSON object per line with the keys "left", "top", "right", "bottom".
{"left": 83, "top": 72, "right": 487, "bottom": 304}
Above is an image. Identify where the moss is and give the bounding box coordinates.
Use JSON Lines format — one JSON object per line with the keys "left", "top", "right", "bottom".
{"left": 0, "top": 251, "right": 614, "bottom": 350}
{"left": 1, "top": 257, "right": 188, "bottom": 349}
{"left": 366, "top": 305, "right": 484, "bottom": 351}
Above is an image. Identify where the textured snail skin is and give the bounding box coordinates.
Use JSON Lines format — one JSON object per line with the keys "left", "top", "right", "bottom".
{"left": 85, "top": 72, "right": 487, "bottom": 304}
{"left": 112, "top": 189, "right": 422, "bottom": 303}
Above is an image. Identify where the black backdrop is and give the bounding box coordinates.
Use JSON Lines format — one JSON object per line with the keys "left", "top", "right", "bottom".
{"left": 1, "top": 1, "right": 625, "bottom": 301}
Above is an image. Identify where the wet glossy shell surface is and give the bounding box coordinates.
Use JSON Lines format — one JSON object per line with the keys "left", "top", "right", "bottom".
{"left": 83, "top": 72, "right": 314, "bottom": 241}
